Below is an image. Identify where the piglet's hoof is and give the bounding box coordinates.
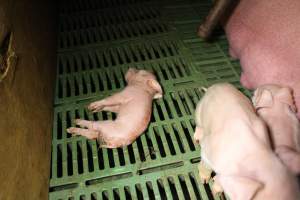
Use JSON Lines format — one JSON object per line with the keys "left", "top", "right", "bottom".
{"left": 198, "top": 161, "right": 212, "bottom": 184}
{"left": 193, "top": 126, "right": 203, "bottom": 144}
{"left": 212, "top": 176, "right": 223, "bottom": 197}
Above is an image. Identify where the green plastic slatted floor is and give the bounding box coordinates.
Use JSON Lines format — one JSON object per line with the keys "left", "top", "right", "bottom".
{"left": 50, "top": 0, "right": 249, "bottom": 199}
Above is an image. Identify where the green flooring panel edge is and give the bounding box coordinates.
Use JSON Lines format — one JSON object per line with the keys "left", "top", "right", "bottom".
{"left": 50, "top": 0, "right": 249, "bottom": 199}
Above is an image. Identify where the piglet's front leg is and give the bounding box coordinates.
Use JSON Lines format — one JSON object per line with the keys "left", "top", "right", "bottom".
{"left": 198, "top": 160, "right": 213, "bottom": 184}
{"left": 66, "top": 119, "right": 100, "bottom": 139}
{"left": 66, "top": 127, "right": 98, "bottom": 140}
{"left": 88, "top": 92, "right": 125, "bottom": 113}
{"left": 194, "top": 126, "right": 204, "bottom": 144}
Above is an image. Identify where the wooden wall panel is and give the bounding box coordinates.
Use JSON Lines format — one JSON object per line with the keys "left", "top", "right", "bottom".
{"left": 0, "top": 1, "right": 56, "bottom": 199}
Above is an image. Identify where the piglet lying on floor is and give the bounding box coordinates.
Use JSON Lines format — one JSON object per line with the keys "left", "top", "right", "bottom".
{"left": 252, "top": 84, "right": 300, "bottom": 174}
{"left": 67, "top": 68, "right": 163, "bottom": 148}
{"left": 194, "top": 83, "right": 300, "bottom": 200}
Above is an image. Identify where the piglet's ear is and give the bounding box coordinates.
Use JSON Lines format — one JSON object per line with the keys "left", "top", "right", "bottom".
{"left": 147, "top": 79, "right": 163, "bottom": 99}
{"left": 276, "top": 87, "right": 297, "bottom": 113}
{"left": 252, "top": 88, "right": 273, "bottom": 110}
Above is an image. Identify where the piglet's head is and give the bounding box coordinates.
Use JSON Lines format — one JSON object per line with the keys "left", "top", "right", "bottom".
{"left": 252, "top": 84, "right": 297, "bottom": 112}
{"left": 125, "top": 67, "right": 163, "bottom": 99}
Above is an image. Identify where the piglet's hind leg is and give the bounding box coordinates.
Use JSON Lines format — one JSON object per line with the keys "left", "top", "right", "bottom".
{"left": 93, "top": 120, "right": 128, "bottom": 148}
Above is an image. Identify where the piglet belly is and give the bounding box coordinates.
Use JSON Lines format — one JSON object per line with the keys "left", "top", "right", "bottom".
{"left": 118, "top": 103, "right": 152, "bottom": 137}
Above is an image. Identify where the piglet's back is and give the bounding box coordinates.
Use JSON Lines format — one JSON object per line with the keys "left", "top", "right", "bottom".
{"left": 199, "top": 83, "right": 255, "bottom": 128}
{"left": 198, "top": 83, "right": 271, "bottom": 167}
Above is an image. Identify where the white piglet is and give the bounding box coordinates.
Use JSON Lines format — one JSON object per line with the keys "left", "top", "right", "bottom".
{"left": 67, "top": 68, "right": 163, "bottom": 148}
{"left": 252, "top": 84, "right": 300, "bottom": 174}
{"left": 194, "top": 83, "right": 300, "bottom": 200}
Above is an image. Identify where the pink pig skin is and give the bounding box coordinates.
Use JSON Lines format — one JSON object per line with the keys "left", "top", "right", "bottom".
{"left": 252, "top": 84, "right": 300, "bottom": 174}
{"left": 66, "top": 68, "right": 163, "bottom": 148}
{"left": 223, "top": 0, "right": 300, "bottom": 118}
{"left": 194, "top": 83, "right": 300, "bottom": 200}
